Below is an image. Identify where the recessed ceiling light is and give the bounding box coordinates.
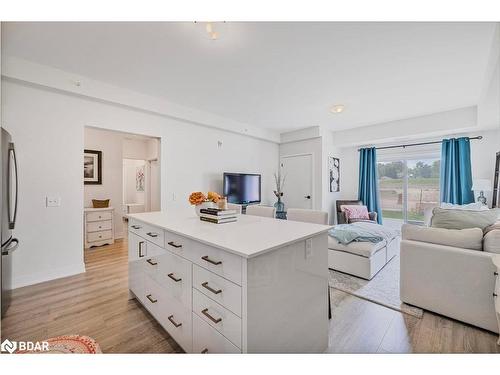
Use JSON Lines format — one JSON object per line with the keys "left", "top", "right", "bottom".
{"left": 330, "top": 104, "right": 345, "bottom": 114}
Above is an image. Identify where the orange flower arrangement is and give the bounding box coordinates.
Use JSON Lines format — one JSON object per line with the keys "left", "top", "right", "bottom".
{"left": 189, "top": 192, "right": 206, "bottom": 206}
{"left": 189, "top": 191, "right": 222, "bottom": 205}
{"left": 207, "top": 191, "right": 221, "bottom": 203}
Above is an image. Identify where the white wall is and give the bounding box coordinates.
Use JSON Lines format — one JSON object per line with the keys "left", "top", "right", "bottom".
{"left": 2, "top": 79, "right": 279, "bottom": 288}
{"left": 84, "top": 127, "right": 124, "bottom": 238}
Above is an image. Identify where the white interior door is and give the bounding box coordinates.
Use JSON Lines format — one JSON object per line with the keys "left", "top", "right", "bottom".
{"left": 280, "top": 154, "right": 313, "bottom": 210}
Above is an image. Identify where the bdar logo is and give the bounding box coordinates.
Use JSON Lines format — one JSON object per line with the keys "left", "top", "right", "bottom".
{"left": 1, "top": 339, "right": 17, "bottom": 354}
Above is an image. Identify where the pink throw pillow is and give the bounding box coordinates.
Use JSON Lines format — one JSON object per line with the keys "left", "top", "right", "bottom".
{"left": 341, "top": 205, "right": 370, "bottom": 221}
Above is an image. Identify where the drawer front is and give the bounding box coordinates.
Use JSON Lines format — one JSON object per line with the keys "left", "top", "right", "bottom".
{"left": 193, "top": 288, "right": 241, "bottom": 348}
{"left": 87, "top": 220, "right": 112, "bottom": 232}
{"left": 156, "top": 292, "right": 193, "bottom": 353}
{"left": 87, "top": 230, "right": 112, "bottom": 242}
{"left": 190, "top": 241, "right": 242, "bottom": 285}
{"left": 87, "top": 211, "right": 112, "bottom": 222}
{"left": 142, "top": 274, "right": 162, "bottom": 318}
{"left": 164, "top": 231, "right": 192, "bottom": 258}
{"left": 193, "top": 313, "right": 240, "bottom": 354}
{"left": 142, "top": 241, "right": 168, "bottom": 277}
{"left": 129, "top": 219, "right": 145, "bottom": 236}
{"left": 156, "top": 251, "right": 192, "bottom": 309}
{"left": 193, "top": 264, "right": 242, "bottom": 317}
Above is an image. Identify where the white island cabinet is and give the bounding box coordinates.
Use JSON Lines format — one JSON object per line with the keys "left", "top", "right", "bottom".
{"left": 127, "top": 211, "right": 331, "bottom": 353}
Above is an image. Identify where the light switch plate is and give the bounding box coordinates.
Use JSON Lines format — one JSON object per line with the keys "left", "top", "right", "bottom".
{"left": 46, "top": 196, "right": 61, "bottom": 207}
{"left": 305, "top": 238, "right": 313, "bottom": 259}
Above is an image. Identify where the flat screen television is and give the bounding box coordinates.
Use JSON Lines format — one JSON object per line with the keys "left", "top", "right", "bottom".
{"left": 223, "top": 173, "right": 261, "bottom": 204}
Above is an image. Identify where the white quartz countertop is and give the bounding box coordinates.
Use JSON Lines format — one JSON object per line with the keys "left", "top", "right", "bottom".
{"left": 127, "top": 211, "right": 332, "bottom": 258}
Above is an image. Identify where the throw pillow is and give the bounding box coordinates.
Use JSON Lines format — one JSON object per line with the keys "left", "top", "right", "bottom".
{"left": 430, "top": 207, "right": 499, "bottom": 231}
{"left": 340, "top": 205, "right": 370, "bottom": 221}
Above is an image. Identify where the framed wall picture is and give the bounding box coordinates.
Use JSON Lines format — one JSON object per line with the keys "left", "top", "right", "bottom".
{"left": 136, "top": 165, "right": 145, "bottom": 192}
{"left": 329, "top": 156, "right": 340, "bottom": 192}
{"left": 84, "top": 149, "right": 102, "bottom": 185}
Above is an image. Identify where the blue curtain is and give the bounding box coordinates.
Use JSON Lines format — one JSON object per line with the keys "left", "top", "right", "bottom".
{"left": 440, "top": 137, "right": 474, "bottom": 205}
{"left": 358, "top": 147, "right": 383, "bottom": 224}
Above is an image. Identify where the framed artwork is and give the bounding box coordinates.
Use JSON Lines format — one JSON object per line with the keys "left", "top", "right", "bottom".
{"left": 329, "top": 156, "right": 340, "bottom": 192}
{"left": 84, "top": 149, "right": 102, "bottom": 185}
{"left": 136, "top": 165, "right": 145, "bottom": 192}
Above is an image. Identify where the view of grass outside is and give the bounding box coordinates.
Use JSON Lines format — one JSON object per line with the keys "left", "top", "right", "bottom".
{"left": 378, "top": 159, "right": 440, "bottom": 223}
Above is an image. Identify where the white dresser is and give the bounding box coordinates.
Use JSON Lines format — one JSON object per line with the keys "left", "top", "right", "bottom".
{"left": 84, "top": 207, "right": 115, "bottom": 248}
{"left": 493, "top": 255, "right": 500, "bottom": 345}
{"left": 127, "top": 211, "right": 330, "bottom": 353}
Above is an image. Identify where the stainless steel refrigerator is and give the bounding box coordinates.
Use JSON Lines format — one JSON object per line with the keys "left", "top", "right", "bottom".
{"left": 1, "top": 128, "right": 19, "bottom": 318}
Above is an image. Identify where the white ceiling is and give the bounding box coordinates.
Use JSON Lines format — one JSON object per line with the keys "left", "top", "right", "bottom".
{"left": 2, "top": 22, "right": 497, "bottom": 133}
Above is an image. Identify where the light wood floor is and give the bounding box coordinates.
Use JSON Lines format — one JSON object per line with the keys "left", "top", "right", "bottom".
{"left": 1, "top": 239, "right": 499, "bottom": 353}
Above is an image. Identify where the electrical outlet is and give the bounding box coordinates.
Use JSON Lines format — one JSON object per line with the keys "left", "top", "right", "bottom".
{"left": 305, "top": 238, "right": 313, "bottom": 259}
{"left": 46, "top": 196, "right": 61, "bottom": 207}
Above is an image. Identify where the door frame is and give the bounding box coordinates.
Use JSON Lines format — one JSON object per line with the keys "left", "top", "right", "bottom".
{"left": 280, "top": 153, "right": 315, "bottom": 210}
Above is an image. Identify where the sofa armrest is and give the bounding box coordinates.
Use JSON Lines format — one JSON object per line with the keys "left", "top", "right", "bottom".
{"left": 400, "top": 239, "right": 498, "bottom": 333}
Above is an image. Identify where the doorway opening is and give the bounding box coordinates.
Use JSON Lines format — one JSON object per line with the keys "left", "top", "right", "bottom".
{"left": 83, "top": 127, "right": 160, "bottom": 253}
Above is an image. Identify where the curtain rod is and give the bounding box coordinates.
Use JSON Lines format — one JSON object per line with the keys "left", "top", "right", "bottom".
{"left": 358, "top": 136, "right": 483, "bottom": 151}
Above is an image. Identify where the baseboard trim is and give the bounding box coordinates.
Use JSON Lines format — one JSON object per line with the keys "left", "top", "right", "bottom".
{"left": 11, "top": 262, "right": 86, "bottom": 290}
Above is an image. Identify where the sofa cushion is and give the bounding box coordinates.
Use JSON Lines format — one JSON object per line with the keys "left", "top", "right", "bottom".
{"left": 328, "top": 236, "right": 386, "bottom": 258}
{"left": 402, "top": 224, "right": 483, "bottom": 250}
{"left": 483, "top": 229, "right": 500, "bottom": 254}
{"left": 430, "top": 207, "right": 499, "bottom": 231}
{"left": 440, "top": 202, "right": 489, "bottom": 211}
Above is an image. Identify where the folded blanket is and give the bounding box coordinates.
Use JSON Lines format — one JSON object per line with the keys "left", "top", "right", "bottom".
{"left": 329, "top": 221, "right": 399, "bottom": 245}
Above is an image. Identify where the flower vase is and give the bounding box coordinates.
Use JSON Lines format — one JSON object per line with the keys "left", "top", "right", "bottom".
{"left": 195, "top": 201, "right": 215, "bottom": 216}
{"left": 274, "top": 197, "right": 285, "bottom": 212}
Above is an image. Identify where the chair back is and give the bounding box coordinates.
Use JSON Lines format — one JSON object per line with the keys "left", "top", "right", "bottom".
{"left": 287, "top": 208, "right": 329, "bottom": 225}
{"left": 336, "top": 200, "right": 363, "bottom": 224}
{"left": 245, "top": 205, "right": 276, "bottom": 218}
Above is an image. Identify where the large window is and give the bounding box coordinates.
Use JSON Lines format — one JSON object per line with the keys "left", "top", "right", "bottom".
{"left": 378, "top": 157, "right": 440, "bottom": 226}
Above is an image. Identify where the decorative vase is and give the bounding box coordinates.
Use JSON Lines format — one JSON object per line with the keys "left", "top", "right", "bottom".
{"left": 195, "top": 201, "right": 215, "bottom": 216}
{"left": 274, "top": 197, "right": 285, "bottom": 212}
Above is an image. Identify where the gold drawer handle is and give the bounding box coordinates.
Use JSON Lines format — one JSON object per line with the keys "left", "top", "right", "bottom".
{"left": 201, "top": 255, "right": 222, "bottom": 265}
{"left": 146, "top": 259, "right": 158, "bottom": 266}
{"left": 201, "top": 308, "right": 222, "bottom": 324}
{"left": 201, "top": 282, "right": 222, "bottom": 295}
{"left": 168, "top": 315, "right": 182, "bottom": 328}
{"left": 146, "top": 294, "right": 157, "bottom": 303}
{"left": 167, "top": 273, "right": 182, "bottom": 282}
{"left": 168, "top": 241, "right": 182, "bottom": 248}
{"left": 201, "top": 348, "right": 208, "bottom": 354}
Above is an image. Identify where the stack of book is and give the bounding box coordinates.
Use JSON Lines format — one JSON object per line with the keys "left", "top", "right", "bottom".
{"left": 199, "top": 208, "right": 238, "bottom": 224}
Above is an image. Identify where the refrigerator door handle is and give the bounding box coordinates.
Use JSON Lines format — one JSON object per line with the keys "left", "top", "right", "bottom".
{"left": 1, "top": 238, "right": 19, "bottom": 256}
{"left": 8, "top": 142, "right": 18, "bottom": 230}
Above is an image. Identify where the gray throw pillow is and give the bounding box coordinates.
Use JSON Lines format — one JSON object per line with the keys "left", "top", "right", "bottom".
{"left": 430, "top": 207, "right": 499, "bottom": 231}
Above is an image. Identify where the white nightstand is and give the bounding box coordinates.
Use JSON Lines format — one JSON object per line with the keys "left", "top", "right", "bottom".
{"left": 84, "top": 207, "right": 115, "bottom": 248}
{"left": 493, "top": 255, "right": 500, "bottom": 345}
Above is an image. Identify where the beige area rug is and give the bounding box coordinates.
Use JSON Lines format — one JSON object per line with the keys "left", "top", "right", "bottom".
{"left": 329, "top": 256, "right": 424, "bottom": 318}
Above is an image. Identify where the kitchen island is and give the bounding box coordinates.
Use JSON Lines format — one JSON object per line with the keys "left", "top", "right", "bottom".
{"left": 127, "top": 211, "right": 331, "bottom": 353}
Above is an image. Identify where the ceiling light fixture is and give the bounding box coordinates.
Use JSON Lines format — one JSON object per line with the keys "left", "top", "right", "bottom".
{"left": 330, "top": 104, "right": 345, "bottom": 114}
{"left": 195, "top": 21, "right": 225, "bottom": 41}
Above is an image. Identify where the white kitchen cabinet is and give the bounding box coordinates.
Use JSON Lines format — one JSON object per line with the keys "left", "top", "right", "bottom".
{"left": 127, "top": 211, "right": 330, "bottom": 353}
